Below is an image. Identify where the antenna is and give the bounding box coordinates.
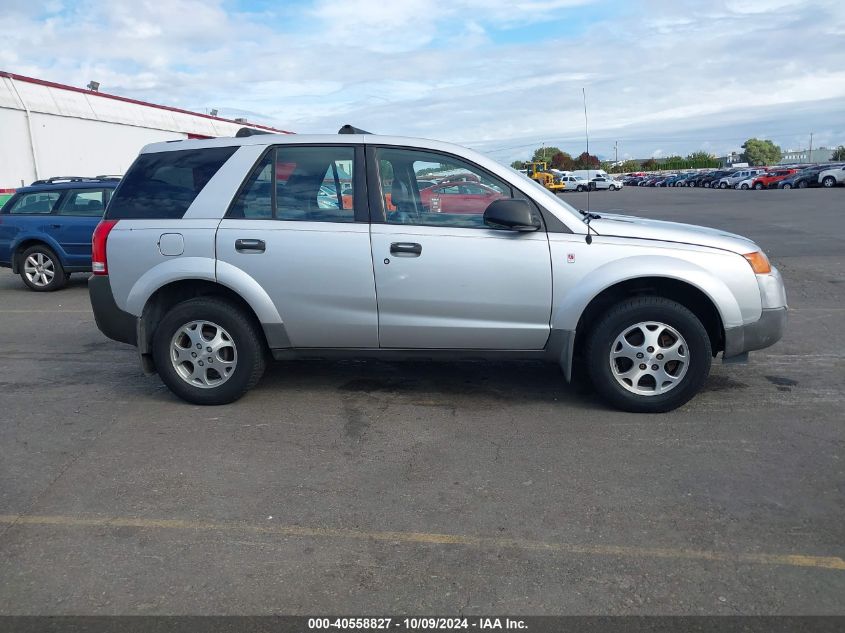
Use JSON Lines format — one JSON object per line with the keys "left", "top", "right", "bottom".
{"left": 582, "top": 87, "right": 597, "bottom": 245}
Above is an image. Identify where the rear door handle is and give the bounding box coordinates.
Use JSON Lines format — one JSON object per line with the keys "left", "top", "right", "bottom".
{"left": 50, "top": 224, "right": 62, "bottom": 229}
{"left": 235, "top": 238, "right": 265, "bottom": 253}
{"left": 390, "top": 242, "right": 422, "bottom": 256}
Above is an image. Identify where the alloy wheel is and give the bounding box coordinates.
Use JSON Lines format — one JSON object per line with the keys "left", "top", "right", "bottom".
{"left": 23, "top": 252, "right": 55, "bottom": 287}
{"left": 609, "top": 321, "right": 689, "bottom": 396}
{"left": 170, "top": 320, "right": 238, "bottom": 388}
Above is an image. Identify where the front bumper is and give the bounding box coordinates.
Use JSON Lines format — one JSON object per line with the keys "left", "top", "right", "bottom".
{"left": 723, "top": 307, "right": 787, "bottom": 358}
{"left": 89, "top": 274, "right": 137, "bottom": 346}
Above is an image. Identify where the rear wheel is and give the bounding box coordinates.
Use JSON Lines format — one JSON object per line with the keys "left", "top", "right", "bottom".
{"left": 586, "top": 297, "right": 712, "bottom": 413}
{"left": 782, "top": 183, "right": 792, "bottom": 189}
{"left": 19, "top": 245, "right": 68, "bottom": 292}
{"left": 152, "top": 297, "right": 267, "bottom": 405}
{"left": 740, "top": 183, "right": 749, "bottom": 190}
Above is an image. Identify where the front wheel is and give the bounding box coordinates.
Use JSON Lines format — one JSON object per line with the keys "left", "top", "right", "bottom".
{"left": 782, "top": 183, "right": 792, "bottom": 189}
{"left": 720, "top": 182, "right": 727, "bottom": 189}
{"left": 152, "top": 297, "right": 267, "bottom": 405}
{"left": 754, "top": 183, "right": 764, "bottom": 190}
{"left": 576, "top": 185, "right": 586, "bottom": 192}
{"left": 822, "top": 176, "right": 836, "bottom": 188}
{"left": 585, "top": 297, "right": 712, "bottom": 413}
{"left": 740, "top": 183, "right": 749, "bottom": 190}
{"left": 798, "top": 181, "right": 808, "bottom": 189}
{"left": 609, "top": 185, "right": 616, "bottom": 191}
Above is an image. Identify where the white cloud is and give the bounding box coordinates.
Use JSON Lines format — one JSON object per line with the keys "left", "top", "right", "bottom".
{"left": 1, "top": 0, "right": 844, "bottom": 161}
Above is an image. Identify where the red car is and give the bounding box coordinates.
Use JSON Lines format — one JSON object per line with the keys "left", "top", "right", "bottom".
{"left": 751, "top": 169, "right": 797, "bottom": 190}
{"left": 419, "top": 181, "right": 505, "bottom": 214}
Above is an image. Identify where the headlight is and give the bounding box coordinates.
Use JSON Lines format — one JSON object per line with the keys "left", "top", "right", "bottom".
{"left": 743, "top": 251, "right": 771, "bottom": 274}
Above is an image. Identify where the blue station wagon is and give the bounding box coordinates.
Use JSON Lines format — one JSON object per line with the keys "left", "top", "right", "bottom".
{"left": 0, "top": 177, "right": 119, "bottom": 291}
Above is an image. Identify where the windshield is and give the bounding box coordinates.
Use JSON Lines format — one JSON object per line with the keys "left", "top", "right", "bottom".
{"left": 509, "top": 167, "right": 584, "bottom": 223}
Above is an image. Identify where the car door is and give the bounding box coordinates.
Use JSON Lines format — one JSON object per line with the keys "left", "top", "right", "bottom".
{"left": 368, "top": 145, "right": 552, "bottom": 350}
{"left": 215, "top": 144, "right": 378, "bottom": 348}
{"left": 49, "top": 188, "right": 108, "bottom": 268}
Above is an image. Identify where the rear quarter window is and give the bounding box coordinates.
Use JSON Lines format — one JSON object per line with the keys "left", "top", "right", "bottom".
{"left": 106, "top": 146, "right": 237, "bottom": 219}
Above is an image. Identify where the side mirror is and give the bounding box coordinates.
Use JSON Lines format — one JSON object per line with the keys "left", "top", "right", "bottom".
{"left": 483, "top": 199, "right": 541, "bottom": 232}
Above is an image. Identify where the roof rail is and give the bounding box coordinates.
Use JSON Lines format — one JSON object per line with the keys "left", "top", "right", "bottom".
{"left": 30, "top": 176, "right": 119, "bottom": 185}
{"left": 339, "top": 124, "right": 372, "bottom": 135}
{"left": 236, "top": 127, "right": 272, "bottom": 138}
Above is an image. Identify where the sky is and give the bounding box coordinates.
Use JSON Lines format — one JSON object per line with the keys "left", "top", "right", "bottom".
{"left": 2, "top": 0, "right": 844, "bottom": 164}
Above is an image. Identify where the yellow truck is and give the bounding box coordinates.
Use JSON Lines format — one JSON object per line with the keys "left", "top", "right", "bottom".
{"left": 525, "top": 162, "right": 566, "bottom": 192}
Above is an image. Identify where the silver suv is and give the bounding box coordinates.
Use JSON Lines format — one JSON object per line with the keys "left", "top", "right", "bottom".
{"left": 89, "top": 130, "right": 787, "bottom": 412}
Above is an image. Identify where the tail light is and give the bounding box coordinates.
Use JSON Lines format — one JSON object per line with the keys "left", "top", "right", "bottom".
{"left": 92, "top": 220, "right": 118, "bottom": 275}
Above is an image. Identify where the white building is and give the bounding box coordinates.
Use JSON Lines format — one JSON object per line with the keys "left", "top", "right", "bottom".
{"left": 0, "top": 71, "right": 291, "bottom": 190}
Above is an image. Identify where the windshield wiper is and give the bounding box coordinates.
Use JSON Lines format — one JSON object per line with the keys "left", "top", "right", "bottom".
{"left": 579, "top": 209, "right": 602, "bottom": 220}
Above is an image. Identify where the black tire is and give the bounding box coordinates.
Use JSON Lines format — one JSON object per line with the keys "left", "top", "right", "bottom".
{"left": 18, "top": 244, "right": 68, "bottom": 292}
{"left": 740, "top": 183, "right": 749, "bottom": 190}
{"left": 585, "top": 296, "right": 712, "bottom": 413}
{"left": 576, "top": 185, "right": 586, "bottom": 192}
{"left": 822, "top": 176, "right": 836, "bottom": 188}
{"left": 798, "top": 181, "right": 808, "bottom": 189}
{"left": 719, "top": 182, "right": 727, "bottom": 189}
{"left": 754, "top": 182, "right": 764, "bottom": 190}
{"left": 152, "top": 297, "right": 267, "bottom": 405}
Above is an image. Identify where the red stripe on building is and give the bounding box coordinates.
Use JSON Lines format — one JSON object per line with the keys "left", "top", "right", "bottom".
{"left": 0, "top": 71, "right": 294, "bottom": 135}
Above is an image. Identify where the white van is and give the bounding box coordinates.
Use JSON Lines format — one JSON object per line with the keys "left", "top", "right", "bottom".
{"left": 572, "top": 169, "right": 607, "bottom": 181}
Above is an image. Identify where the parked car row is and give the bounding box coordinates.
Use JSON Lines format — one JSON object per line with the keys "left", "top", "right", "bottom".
{"left": 622, "top": 164, "right": 845, "bottom": 190}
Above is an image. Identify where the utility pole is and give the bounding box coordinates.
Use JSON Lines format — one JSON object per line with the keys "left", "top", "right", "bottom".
{"left": 615, "top": 141, "right": 619, "bottom": 170}
{"left": 808, "top": 132, "right": 813, "bottom": 162}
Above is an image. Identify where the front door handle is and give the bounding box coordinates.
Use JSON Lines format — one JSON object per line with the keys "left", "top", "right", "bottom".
{"left": 390, "top": 242, "right": 422, "bottom": 256}
{"left": 50, "top": 224, "right": 62, "bottom": 229}
{"left": 235, "top": 238, "right": 265, "bottom": 253}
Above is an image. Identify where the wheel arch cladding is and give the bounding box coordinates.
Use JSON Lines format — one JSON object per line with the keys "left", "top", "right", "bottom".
{"left": 138, "top": 279, "right": 273, "bottom": 374}
{"left": 12, "top": 237, "right": 64, "bottom": 272}
{"left": 573, "top": 276, "right": 725, "bottom": 355}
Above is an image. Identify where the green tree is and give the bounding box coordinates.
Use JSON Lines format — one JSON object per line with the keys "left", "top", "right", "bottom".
{"left": 550, "top": 151, "right": 575, "bottom": 170}
{"left": 741, "top": 138, "right": 782, "bottom": 166}
{"left": 832, "top": 145, "right": 845, "bottom": 161}
{"left": 510, "top": 160, "right": 526, "bottom": 170}
{"left": 665, "top": 155, "right": 683, "bottom": 163}
{"left": 641, "top": 158, "right": 658, "bottom": 170}
{"left": 531, "top": 146, "right": 563, "bottom": 163}
{"left": 574, "top": 151, "right": 600, "bottom": 169}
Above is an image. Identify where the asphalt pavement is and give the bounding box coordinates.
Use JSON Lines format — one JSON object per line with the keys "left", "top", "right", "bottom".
{"left": 1, "top": 186, "right": 843, "bottom": 614}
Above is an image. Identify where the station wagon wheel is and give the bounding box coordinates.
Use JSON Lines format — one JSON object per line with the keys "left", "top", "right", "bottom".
{"left": 19, "top": 244, "right": 68, "bottom": 292}
{"left": 153, "top": 297, "right": 266, "bottom": 405}
{"left": 585, "top": 296, "right": 712, "bottom": 413}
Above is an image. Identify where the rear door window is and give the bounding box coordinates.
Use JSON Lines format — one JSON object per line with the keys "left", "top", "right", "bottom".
{"left": 228, "top": 146, "right": 357, "bottom": 223}
{"left": 106, "top": 147, "right": 237, "bottom": 219}
{"left": 57, "top": 189, "right": 107, "bottom": 216}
